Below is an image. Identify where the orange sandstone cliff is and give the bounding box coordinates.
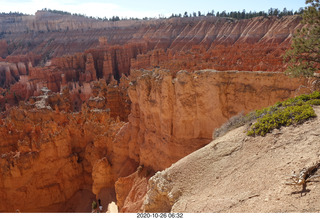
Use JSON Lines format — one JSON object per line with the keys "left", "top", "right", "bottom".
{"left": 0, "top": 12, "right": 314, "bottom": 213}
{"left": 0, "top": 14, "right": 302, "bottom": 110}
{"left": 0, "top": 88, "right": 133, "bottom": 212}
{"left": 0, "top": 68, "right": 309, "bottom": 212}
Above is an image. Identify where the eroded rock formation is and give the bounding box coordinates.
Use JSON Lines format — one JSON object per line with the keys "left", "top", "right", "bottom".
{"left": 117, "top": 69, "right": 307, "bottom": 172}
{"left": 0, "top": 69, "right": 309, "bottom": 212}
{"left": 0, "top": 14, "right": 303, "bottom": 112}
{"left": 112, "top": 69, "right": 309, "bottom": 212}
{"left": 0, "top": 88, "right": 130, "bottom": 212}
{"left": 0, "top": 12, "right": 314, "bottom": 213}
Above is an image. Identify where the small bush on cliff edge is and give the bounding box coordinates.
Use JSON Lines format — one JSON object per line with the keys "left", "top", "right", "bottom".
{"left": 247, "top": 91, "right": 320, "bottom": 136}
{"left": 213, "top": 91, "right": 320, "bottom": 138}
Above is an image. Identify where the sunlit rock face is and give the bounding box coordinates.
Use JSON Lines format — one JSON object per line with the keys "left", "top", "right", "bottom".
{"left": 0, "top": 12, "right": 309, "bottom": 213}
{"left": 121, "top": 69, "right": 306, "bottom": 172}
{"left": 0, "top": 14, "right": 301, "bottom": 111}
{"left": 111, "top": 68, "right": 307, "bottom": 212}
{"left": 0, "top": 68, "right": 308, "bottom": 212}
{"left": 0, "top": 88, "right": 129, "bottom": 212}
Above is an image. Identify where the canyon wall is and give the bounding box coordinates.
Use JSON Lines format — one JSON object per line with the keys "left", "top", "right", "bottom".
{"left": 113, "top": 69, "right": 309, "bottom": 212}
{"left": 0, "top": 88, "right": 134, "bottom": 212}
{"left": 0, "top": 69, "right": 309, "bottom": 212}
{"left": 0, "top": 14, "right": 301, "bottom": 87}
{"left": 0, "top": 15, "right": 302, "bottom": 112}
{"left": 0, "top": 12, "right": 313, "bottom": 212}
{"left": 1, "top": 14, "right": 302, "bottom": 66}
{"left": 117, "top": 69, "right": 308, "bottom": 172}
{"left": 131, "top": 15, "right": 302, "bottom": 72}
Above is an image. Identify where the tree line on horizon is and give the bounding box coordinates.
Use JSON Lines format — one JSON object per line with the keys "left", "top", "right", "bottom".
{"left": 0, "top": 7, "right": 305, "bottom": 22}
{"left": 0, "top": 12, "right": 25, "bottom": 16}
{"left": 43, "top": 7, "right": 305, "bottom": 21}
{"left": 39, "top": 2, "right": 320, "bottom": 78}
{"left": 169, "top": 7, "right": 304, "bottom": 19}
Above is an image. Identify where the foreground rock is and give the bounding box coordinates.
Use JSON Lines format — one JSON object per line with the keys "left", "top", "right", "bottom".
{"left": 143, "top": 107, "right": 320, "bottom": 212}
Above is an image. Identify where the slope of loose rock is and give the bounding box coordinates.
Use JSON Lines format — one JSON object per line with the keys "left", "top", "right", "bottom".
{"left": 143, "top": 106, "right": 320, "bottom": 213}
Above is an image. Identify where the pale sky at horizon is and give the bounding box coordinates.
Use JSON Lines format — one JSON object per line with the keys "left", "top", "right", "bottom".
{"left": 0, "top": 0, "right": 306, "bottom": 19}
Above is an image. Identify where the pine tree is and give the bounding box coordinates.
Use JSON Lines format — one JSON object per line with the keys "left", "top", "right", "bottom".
{"left": 284, "top": 0, "right": 320, "bottom": 77}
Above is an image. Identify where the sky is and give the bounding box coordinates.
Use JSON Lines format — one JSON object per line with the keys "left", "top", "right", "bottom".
{"left": 0, "top": 0, "right": 306, "bottom": 19}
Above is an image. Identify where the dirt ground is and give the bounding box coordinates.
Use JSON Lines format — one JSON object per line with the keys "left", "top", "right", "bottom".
{"left": 144, "top": 106, "right": 320, "bottom": 212}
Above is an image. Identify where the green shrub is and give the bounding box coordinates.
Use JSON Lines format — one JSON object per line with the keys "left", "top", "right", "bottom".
{"left": 306, "top": 99, "right": 320, "bottom": 105}
{"left": 247, "top": 91, "right": 319, "bottom": 137}
{"left": 309, "top": 91, "right": 320, "bottom": 99}
{"left": 92, "top": 201, "right": 97, "bottom": 210}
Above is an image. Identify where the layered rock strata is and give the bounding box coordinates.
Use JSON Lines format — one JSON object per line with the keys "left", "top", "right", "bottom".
{"left": 111, "top": 69, "right": 309, "bottom": 212}
{"left": 0, "top": 69, "right": 309, "bottom": 212}
{"left": 0, "top": 15, "right": 303, "bottom": 112}
{"left": 0, "top": 12, "right": 312, "bottom": 213}
{"left": 0, "top": 88, "right": 132, "bottom": 212}
{"left": 116, "top": 69, "right": 307, "bottom": 172}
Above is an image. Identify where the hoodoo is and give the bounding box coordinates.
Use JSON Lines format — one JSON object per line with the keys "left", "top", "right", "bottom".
{"left": 0, "top": 8, "right": 318, "bottom": 213}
